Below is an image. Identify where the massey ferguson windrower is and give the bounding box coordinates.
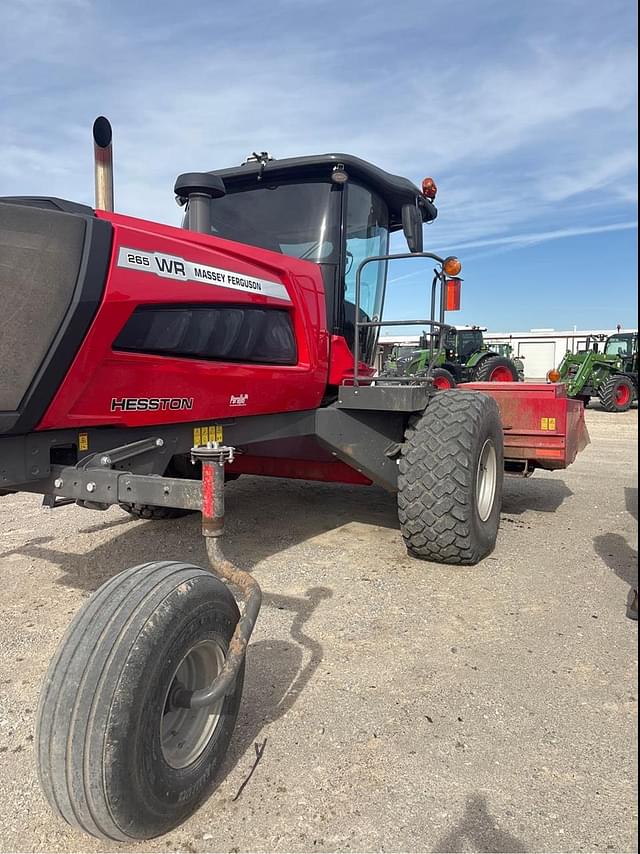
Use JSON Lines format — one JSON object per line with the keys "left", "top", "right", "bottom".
{"left": 0, "top": 118, "right": 589, "bottom": 841}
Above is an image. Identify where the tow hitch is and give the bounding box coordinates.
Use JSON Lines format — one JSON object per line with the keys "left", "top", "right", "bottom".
{"left": 173, "top": 442, "right": 262, "bottom": 710}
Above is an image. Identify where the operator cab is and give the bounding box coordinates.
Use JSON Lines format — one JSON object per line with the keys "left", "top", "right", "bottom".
{"left": 430, "top": 325, "right": 485, "bottom": 363}
{"left": 604, "top": 332, "right": 636, "bottom": 358}
{"left": 176, "top": 154, "right": 437, "bottom": 365}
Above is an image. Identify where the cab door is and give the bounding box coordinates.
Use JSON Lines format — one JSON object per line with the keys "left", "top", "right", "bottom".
{"left": 339, "top": 182, "right": 390, "bottom": 365}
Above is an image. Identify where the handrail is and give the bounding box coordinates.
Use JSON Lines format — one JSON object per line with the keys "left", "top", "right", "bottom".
{"left": 352, "top": 251, "right": 451, "bottom": 386}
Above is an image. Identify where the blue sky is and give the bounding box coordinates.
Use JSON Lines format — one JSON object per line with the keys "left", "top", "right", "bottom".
{"left": 1, "top": 0, "right": 637, "bottom": 331}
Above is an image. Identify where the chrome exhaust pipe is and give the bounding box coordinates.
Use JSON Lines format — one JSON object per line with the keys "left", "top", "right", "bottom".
{"left": 92, "top": 116, "right": 114, "bottom": 212}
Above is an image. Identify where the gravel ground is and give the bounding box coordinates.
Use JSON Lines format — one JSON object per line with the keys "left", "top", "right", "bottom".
{"left": 0, "top": 405, "right": 637, "bottom": 853}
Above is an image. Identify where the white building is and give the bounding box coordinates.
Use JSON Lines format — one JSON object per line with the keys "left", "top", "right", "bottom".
{"left": 378, "top": 327, "right": 638, "bottom": 379}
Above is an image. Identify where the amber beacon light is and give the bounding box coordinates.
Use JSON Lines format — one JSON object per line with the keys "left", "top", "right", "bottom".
{"left": 443, "top": 256, "right": 462, "bottom": 277}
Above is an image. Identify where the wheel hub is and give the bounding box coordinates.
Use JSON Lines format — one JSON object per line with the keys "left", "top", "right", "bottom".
{"left": 161, "top": 639, "right": 225, "bottom": 769}
{"left": 490, "top": 366, "right": 514, "bottom": 382}
{"left": 615, "top": 383, "right": 631, "bottom": 406}
{"left": 433, "top": 376, "right": 453, "bottom": 389}
{"left": 475, "top": 439, "right": 497, "bottom": 522}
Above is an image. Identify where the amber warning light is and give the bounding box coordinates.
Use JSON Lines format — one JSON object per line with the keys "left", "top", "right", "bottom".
{"left": 443, "top": 256, "right": 462, "bottom": 277}
{"left": 422, "top": 177, "right": 437, "bottom": 200}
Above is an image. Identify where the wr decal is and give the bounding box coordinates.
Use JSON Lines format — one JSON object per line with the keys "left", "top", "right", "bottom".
{"left": 116, "top": 247, "right": 291, "bottom": 301}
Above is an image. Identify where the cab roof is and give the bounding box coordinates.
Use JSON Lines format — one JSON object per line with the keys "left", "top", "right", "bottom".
{"left": 208, "top": 153, "right": 437, "bottom": 231}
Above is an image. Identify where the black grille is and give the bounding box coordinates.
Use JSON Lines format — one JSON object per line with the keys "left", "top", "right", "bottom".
{"left": 0, "top": 204, "right": 85, "bottom": 411}
{"left": 114, "top": 305, "right": 297, "bottom": 365}
{"left": 0, "top": 199, "right": 111, "bottom": 435}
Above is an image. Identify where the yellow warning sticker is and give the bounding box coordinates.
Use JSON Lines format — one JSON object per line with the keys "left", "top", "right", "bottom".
{"left": 540, "top": 418, "right": 556, "bottom": 431}
{"left": 193, "top": 425, "right": 223, "bottom": 445}
{"left": 78, "top": 432, "right": 89, "bottom": 452}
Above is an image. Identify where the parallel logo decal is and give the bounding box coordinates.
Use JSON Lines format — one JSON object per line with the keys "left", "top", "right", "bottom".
{"left": 111, "top": 397, "right": 194, "bottom": 412}
{"left": 117, "top": 248, "right": 291, "bottom": 302}
{"left": 229, "top": 393, "right": 249, "bottom": 407}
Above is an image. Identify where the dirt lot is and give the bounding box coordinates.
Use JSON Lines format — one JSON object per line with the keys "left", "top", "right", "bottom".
{"left": 0, "top": 406, "right": 637, "bottom": 853}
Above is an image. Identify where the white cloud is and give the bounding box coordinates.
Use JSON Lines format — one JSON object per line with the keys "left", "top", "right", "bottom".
{"left": 0, "top": 0, "right": 636, "bottom": 250}
{"left": 441, "top": 220, "right": 638, "bottom": 252}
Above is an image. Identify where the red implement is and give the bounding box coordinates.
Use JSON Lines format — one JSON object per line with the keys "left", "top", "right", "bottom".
{"left": 460, "top": 382, "right": 590, "bottom": 471}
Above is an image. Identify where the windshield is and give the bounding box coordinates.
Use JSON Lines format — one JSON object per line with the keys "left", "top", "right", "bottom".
{"left": 203, "top": 181, "right": 340, "bottom": 262}
{"left": 395, "top": 345, "right": 416, "bottom": 358}
{"left": 605, "top": 334, "right": 634, "bottom": 357}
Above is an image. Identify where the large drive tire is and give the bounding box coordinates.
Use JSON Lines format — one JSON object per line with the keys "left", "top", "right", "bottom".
{"left": 119, "top": 502, "right": 194, "bottom": 520}
{"left": 473, "top": 355, "right": 520, "bottom": 382}
{"left": 35, "top": 561, "right": 243, "bottom": 841}
{"left": 598, "top": 374, "right": 635, "bottom": 412}
{"left": 398, "top": 390, "right": 504, "bottom": 565}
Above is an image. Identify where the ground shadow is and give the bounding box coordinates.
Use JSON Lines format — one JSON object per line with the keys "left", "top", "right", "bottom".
{"left": 593, "top": 486, "right": 638, "bottom": 613}
{"left": 3, "top": 487, "right": 339, "bottom": 765}
{"left": 433, "top": 793, "right": 529, "bottom": 853}
{"left": 625, "top": 486, "right": 638, "bottom": 522}
{"left": 4, "top": 473, "right": 574, "bottom": 591}
{"left": 0, "top": 477, "right": 399, "bottom": 592}
{"left": 502, "top": 476, "right": 573, "bottom": 515}
{"left": 218, "top": 585, "right": 332, "bottom": 787}
{"left": 587, "top": 400, "right": 638, "bottom": 412}
{"left": 594, "top": 533, "right": 638, "bottom": 588}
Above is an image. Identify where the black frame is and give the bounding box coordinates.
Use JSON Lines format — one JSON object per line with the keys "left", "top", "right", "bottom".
{"left": 0, "top": 404, "right": 408, "bottom": 496}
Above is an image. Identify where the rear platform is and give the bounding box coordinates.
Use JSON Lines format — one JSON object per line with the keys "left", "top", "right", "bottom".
{"left": 460, "top": 381, "right": 590, "bottom": 471}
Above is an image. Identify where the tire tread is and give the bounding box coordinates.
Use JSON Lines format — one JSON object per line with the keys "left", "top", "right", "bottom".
{"left": 598, "top": 374, "right": 635, "bottom": 412}
{"left": 473, "top": 355, "right": 519, "bottom": 382}
{"left": 35, "top": 561, "right": 238, "bottom": 841}
{"left": 397, "top": 391, "right": 502, "bottom": 565}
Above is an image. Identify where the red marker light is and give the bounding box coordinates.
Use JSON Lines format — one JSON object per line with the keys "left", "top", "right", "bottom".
{"left": 446, "top": 277, "right": 462, "bottom": 311}
{"left": 422, "top": 177, "right": 437, "bottom": 200}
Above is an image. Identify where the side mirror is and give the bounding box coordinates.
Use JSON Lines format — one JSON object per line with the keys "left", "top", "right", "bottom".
{"left": 402, "top": 203, "right": 423, "bottom": 253}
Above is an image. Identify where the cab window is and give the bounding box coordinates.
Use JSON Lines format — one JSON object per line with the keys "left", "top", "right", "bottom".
{"left": 457, "top": 331, "right": 483, "bottom": 359}
{"left": 344, "top": 183, "right": 389, "bottom": 322}
{"left": 605, "top": 335, "right": 633, "bottom": 357}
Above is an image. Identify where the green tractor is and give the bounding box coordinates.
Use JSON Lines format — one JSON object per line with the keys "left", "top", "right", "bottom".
{"left": 383, "top": 344, "right": 422, "bottom": 376}
{"left": 384, "top": 325, "right": 522, "bottom": 388}
{"left": 550, "top": 331, "right": 638, "bottom": 412}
